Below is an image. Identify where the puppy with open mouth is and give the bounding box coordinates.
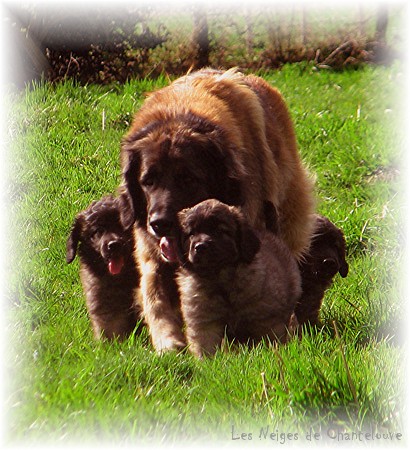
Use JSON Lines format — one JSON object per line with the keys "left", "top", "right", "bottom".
{"left": 66, "top": 195, "right": 141, "bottom": 340}
{"left": 174, "top": 199, "right": 302, "bottom": 357}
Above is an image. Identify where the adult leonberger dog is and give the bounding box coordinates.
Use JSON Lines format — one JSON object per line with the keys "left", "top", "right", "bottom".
{"left": 119, "top": 68, "right": 315, "bottom": 352}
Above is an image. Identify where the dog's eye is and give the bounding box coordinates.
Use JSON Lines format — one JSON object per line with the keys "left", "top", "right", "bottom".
{"left": 217, "top": 224, "right": 231, "bottom": 236}
{"left": 176, "top": 172, "right": 197, "bottom": 187}
{"left": 141, "top": 174, "right": 156, "bottom": 188}
{"left": 90, "top": 227, "right": 104, "bottom": 237}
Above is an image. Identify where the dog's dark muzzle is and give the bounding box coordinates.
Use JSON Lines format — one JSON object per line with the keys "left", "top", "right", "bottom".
{"left": 102, "top": 238, "right": 125, "bottom": 259}
{"left": 149, "top": 216, "right": 175, "bottom": 237}
{"left": 189, "top": 236, "right": 215, "bottom": 266}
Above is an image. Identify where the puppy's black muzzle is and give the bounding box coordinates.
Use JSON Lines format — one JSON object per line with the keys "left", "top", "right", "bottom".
{"left": 102, "top": 238, "right": 125, "bottom": 260}
{"left": 194, "top": 241, "right": 210, "bottom": 255}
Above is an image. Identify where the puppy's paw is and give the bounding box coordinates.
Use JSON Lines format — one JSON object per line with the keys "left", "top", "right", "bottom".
{"left": 188, "top": 344, "right": 216, "bottom": 359}
{"left": 154, "top": 334, "right": 187, "bottom": 354}
{"left": 288, "top": 313, "right": 299, "bottom": 335}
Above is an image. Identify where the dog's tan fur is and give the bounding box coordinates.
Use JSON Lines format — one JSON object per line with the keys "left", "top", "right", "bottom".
{"left": 120, "top": 69, "right": 315, "bottom": 352}
{"left": 177, "top": 199, "right": 302, "bottom": 357}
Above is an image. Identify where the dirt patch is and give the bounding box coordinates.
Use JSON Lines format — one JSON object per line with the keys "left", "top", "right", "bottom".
{"left": 366, "top": 166, "right": 401, "bottom": 183}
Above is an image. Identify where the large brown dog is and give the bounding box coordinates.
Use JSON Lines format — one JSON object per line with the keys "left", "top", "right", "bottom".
{"left": 120, "top": 68, "right": 315, "bottom": 352}
{"left": 176, "top": 199, "right": 301, "bottom": 357}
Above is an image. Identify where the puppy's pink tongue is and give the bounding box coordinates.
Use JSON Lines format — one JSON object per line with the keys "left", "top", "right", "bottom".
{"left": 108, "top": 256, "right": 125, "bottom": 275}
{"left": 160, "top": 237, "right": 178, "bottom": 263}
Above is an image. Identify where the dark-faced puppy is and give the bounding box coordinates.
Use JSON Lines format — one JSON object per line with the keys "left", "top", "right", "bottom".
{"left": 295, "top": 214, "right": 349, "bottom": 326}
{"left": 66, "top": 195, "right": 140, "bottom": 340}
{"left": 176, "top": 199, "right": 302, "bottom": 357}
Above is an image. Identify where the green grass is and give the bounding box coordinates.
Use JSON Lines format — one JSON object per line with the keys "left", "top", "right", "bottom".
{"left": 4, "top": 63, "right": 405, "bottom": 446}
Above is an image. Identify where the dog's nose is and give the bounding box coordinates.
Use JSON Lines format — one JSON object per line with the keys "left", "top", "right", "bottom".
{"left": 322, "top": 258, "right": 338, "bottom": 276}
{"left": 150, "top": 218, "right": 174, "bottom": 237}
{"left": 194, "top": 241, "right": 209, "bottom": 255}
{"left": 107, "top": 240, "right": 122, "bottom": 252}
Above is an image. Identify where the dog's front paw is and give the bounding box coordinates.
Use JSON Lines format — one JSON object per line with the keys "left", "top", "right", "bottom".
{"left": 153, "top": 334, "right": 187, "bottom": 354}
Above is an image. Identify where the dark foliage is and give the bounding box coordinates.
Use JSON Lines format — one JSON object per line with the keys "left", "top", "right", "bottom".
{"left": 4, "top": 3, "right": 400, "bottom": 85}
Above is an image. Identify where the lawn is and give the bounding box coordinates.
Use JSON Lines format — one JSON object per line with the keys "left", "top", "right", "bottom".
{"left": 4, "top": 63, "right": 405, "bottom": 447}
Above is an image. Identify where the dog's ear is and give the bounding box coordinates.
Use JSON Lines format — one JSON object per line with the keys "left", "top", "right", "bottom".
{"left": 339, "top": 261, "right": 349, "bottom": 278}
{"left": 215, "top": 144, "right": 245, "bottom": 207}
{"left": 225, "top": 143, "right": 248, "bottom": 207}
{"left": 238, "top": 216, "right": 261, "bottom": 264}
{"left": 336, "top": 228, "right": 349, "bottom": 278}
{"left": 177, "top": 208, "right": 189, "bottom": 231}
{"left": 224, "top": 174, "right": 243, "bottom": 207}
{"left": 66, "top": 215, "right": 83, "bottom": 263}
{"left": 199, "top": 131, "right": 245, "bottom": 207}
{"left": 120, "top": 150, "right": 147, "bottom": 228}
{"left": 117, "top": 186, "right": 135, "bottom": 230}
{"left": 175, "top": 209, "right": 190, "bottom": 263}
{"left": 264, "top": 201, "right": 279, "bottom": 234}
{"left": 338, "top": 249, "right": 349, "bottom": 278}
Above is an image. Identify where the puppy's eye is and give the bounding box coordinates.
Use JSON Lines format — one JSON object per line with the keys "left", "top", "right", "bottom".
{"left": 91, "top": 227, "right": 104, "bottom": 237}
{"left": 217, "top": 224, "right": 231, "bottom": 236}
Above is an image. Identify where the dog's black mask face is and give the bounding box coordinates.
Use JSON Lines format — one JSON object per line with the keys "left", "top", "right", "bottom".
{"left": 177, "top": 199, "right": 260, "bottom": 277}
{"left": 120, "top": 115, "right": 245, "bottom": 252}
{"left": 66, "top": 196, "right": 134, "bottom": 276}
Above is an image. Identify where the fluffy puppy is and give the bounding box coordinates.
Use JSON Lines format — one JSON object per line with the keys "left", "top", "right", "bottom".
{"left": 175, "top": 199, "right": 301, "bottom": 357}
{"left": 66, "top": 195, "right": 141, "bottom": 340}
{"left": 295, "top": 214, "right": 349, "bottom": 326}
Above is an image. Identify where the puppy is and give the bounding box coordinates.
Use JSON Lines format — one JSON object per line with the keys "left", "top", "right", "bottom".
{"left": 66, "top": 195, "right": 141, "bottom": 340}
{"left": 295, "top": 214, "right": 349, "bottom": 326}
{"left": 174, "top": 199, "right": 301, "bottom": 357}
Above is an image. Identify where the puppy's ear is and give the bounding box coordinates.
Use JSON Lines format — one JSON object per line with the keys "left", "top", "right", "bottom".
{"left": 339, "top": 261, "right": 349, "bottom": 278}
{"left": 120, "top": 150, "right": 147, "bottom": 227}
{"left": 66, "top": 215, "right": 83, "bottom": 263}
{"left": 264, "top": 201, "right": 279, "bottom": 234}
{"left": 338, "top": 250, "right": 349, "bottom": 278}
{"left": 238, "top": 217, "right": 261, "bottom": 264}
{"left": 177, "top": 208, "right": 189, "bottom": 230}
{"left": 336, "top": 229, "right": 349, "bottom": 278}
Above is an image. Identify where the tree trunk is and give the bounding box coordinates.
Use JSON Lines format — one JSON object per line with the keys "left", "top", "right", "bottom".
{"left": 375, "top": 4, "right": 388, "bottom": 43}
{"left": 244, "top": 7, "right": 254, "bottom": 56}
{"left": 301, "top": 7, "right": 308, "bottom": 47}
{"left": 192, "top": 6, "right": 210, "bottom": 69}
{"left": 358, "top": 5, "right": 365, "bottom": 38}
